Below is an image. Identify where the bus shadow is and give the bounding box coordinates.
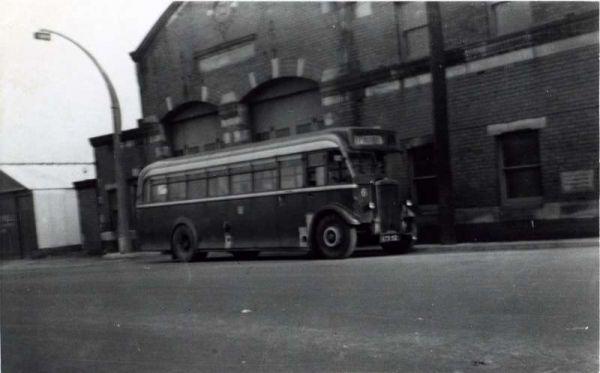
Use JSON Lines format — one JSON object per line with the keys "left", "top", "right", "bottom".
{"left": 150, "top": 247, "right": 413, "bottom": 264}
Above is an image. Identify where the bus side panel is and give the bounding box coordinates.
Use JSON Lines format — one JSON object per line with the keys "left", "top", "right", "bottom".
{"left": 249, "top": 195, "right": 281, "bottom": 249}
{"left": 137, "top": 207, "right": 173, "bottom": 252}
{"left": 277, "top": 188, "right": 355, "bottom": 249}
{"left": 227, "top": 198, "right": 255, "bottom": 249}
{"left": 277, "top": 193, "right": 307, "bottom": 248}
{"left": 307, "top": 188, "right": 356, "bottom": 226}
{"left": 192, "top": 200, "right": 224, "bottom": 249}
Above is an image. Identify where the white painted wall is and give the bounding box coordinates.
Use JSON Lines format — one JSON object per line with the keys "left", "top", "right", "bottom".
{"left": 33, "top": 189, "right": 82, "bottom": 249}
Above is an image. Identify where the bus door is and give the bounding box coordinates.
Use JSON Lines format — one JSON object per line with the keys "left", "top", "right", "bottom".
{"left": 227, "top": 164, "right": 254, "bottom": 248}
{"left": 249, "top": 160, "right": 281, "bottom": 249}
{"left": 277, "top": 155, "right": 308, "bottom": 249}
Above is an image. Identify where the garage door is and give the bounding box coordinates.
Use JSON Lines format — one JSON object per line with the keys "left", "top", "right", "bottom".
{"left": 167, "top": 102, "right": 220, "bottom": 156}
{"left": 249, "top": 78, "right": 322, "bottom": 141}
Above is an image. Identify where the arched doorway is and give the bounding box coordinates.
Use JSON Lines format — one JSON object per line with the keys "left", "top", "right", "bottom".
{"left": 245, "top": 77, "right": 323, "bottom": 141}
{"left": 163, "top": 102, "right": 220, "bottom": 156}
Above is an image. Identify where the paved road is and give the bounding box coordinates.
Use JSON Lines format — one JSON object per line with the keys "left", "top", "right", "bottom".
{"left": 1, "top": 246, "right": 598, "bottom": 372}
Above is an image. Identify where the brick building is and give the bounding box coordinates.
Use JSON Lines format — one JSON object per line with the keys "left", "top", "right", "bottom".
{"left": 91, "top": 2, "right": 598, "bottom": 245}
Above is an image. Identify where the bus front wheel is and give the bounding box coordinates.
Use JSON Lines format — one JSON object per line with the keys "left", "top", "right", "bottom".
{"left": 171, "top": 224, "right": 206, "bottom": 262}
{"left": 313, "top": 214, "right": 357, "bottom": 259}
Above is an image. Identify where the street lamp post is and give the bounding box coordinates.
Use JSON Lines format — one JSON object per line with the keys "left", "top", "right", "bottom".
{"left": 34, "top": 29, "right": 133, "bottom": 253}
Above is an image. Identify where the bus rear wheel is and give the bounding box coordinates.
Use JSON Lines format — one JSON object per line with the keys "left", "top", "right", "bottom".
{"left": 171, "top": 225, "right": 206, "bottom": 262}
{"left": 313, "top": 214, "right": 357, "bottom": 259}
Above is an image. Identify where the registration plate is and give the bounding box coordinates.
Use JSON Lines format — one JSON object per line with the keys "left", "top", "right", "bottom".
{"left": 380, "top": 233, "right": 400, "bottom": 243}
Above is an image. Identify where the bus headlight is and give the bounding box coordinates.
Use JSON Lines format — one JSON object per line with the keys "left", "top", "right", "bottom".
{"left": 368, "top": 202, "right": 376, "bottom": 209}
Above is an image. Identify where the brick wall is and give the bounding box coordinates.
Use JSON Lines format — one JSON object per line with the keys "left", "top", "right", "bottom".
{"left": 127, "top": 2, "right": 599, "bottom": 241}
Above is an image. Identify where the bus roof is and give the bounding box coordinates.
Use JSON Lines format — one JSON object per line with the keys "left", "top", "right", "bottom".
{"left": 139, "top": 127, "right": 397, "bottom": 179}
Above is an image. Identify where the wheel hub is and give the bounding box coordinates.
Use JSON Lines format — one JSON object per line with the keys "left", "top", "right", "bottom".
{"left": 323, "top": 226, "right": 341, "bottom": 247}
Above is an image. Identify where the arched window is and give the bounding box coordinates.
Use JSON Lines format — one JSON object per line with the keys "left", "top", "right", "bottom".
{"left": 164, "top": 102, "right": 220, "bottom": 156}
{"left": 245, "top": 78, "right": 323, "bottom": 141}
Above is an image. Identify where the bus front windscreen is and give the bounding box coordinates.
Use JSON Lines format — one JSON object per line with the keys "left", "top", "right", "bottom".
{"left": 349, "top": 152, "right": 386, "bottom": 180}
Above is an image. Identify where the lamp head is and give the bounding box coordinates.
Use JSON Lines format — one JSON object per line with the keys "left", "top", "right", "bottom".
{"left": 33, "top": 31, "right": 51, "bottom": 41}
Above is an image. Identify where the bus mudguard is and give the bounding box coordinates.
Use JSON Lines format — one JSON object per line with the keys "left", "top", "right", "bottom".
{"left": 171, "top": 217, "right": 198, "bottom": 245}
{"left": 310, "top": 204, "right": 360, "bottom": 230}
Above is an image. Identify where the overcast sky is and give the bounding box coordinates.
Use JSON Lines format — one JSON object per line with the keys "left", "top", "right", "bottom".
{"left": 0, "top": 0, "right": 173, "bottom": 163}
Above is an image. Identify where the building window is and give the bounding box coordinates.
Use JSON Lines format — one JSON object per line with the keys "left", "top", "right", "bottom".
{"left": 296, "top": 123, "right": 313, "bottom": 135}
{"left": 397, "top": 2, "right": 430, "bottom": 60}
{"left": 499, "top": 130, "right": 542, "bottom": 203}
{"left": 409, "top": 144, "right": 438, "bottom": 206}
{"left": 491, "top": 2, "right": 532, "bottom": 36}
{"left": 196, "top": 38, "right": 256, "bottom": 73}
{"left": 354, "top": 2, "right": 372, "bottom": 18}
{"left": 275, "top": 128, "right": 290, "bottom": 138}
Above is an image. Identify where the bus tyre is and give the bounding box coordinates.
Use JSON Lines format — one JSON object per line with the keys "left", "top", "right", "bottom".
{"left": 171, "top": 225, "right": 205, "bottom": 262}
{"left": 313, "top": 214, "right": 357, "bottom": 259}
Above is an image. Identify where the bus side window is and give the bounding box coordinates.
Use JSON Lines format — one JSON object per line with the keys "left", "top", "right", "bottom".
{"left": 253, "top": 159, "right": 278, "bottom": 192}
{"left": 208, "top": 168, "right": 229, "bottom": 197}
{"left": 167, "top": 174, "right": 186, "bottom": 201}
{"left": 187, "top": 171, "right": 207, "bottom": 199}
{"left": 280, "top": 155, "right": 305, "bottom": 189}
{"left": 150, "top": 178, "right": 168, "bottom": 203}
{"left": 307, "top": 151, "right": 327, "bottom": 187}
{"left": 328, "top": 150, "right": 352, "bottom": 184}
{"left": 230, "top": 163, "right": 253, "bottom": 195}
{"left": 143, "top": 180, "right": 152, "bottom": 203}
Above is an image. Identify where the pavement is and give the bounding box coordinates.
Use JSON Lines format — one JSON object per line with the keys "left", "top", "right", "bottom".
{"left": 101, "top": 237, "right": 599, "bottom": 259}
{"left": 1, "top": 237, "right": 597, "bottom": 271}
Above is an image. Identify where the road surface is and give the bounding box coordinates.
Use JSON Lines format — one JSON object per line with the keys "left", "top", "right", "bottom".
{"left": 1, "top": 246, "right": 598, "bottom": 372}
